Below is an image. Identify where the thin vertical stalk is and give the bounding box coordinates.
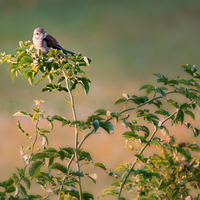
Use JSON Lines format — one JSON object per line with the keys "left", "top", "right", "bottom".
{"left": 62, "top": 70, "right": 83, "bottom": 200}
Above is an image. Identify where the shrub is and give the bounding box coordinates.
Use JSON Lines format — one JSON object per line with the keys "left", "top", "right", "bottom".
{"left": 0, "top": 41, "right": 200, "bottom": 199}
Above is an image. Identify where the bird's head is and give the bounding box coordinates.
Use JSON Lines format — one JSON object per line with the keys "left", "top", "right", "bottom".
{"left": 33, "top": 27, "right": 47, "bottom": 39}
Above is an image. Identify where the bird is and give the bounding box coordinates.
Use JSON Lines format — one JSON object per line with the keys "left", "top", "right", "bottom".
{"left": 32, "top": 27, "right": 75, "bottom": 57}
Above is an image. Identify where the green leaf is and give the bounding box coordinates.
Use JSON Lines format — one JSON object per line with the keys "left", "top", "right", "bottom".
{"left": 5, "top": 186, "right": 15, "bottom": 193}
{"left": 27, "top": 71, "right": 34, "bottom": 85}
{"left": 82, "top": 191, "right": 94, "bottom": 200}
{"left": 139, "top": 84, "right": 154, "bottom": 90}
{"left": 85, "top": 173, "right": 97, "bottom": 184}
{"left": 115, "top": 97, "right": 127, "bottom": 104}
{"left": 1, "top": 54, "right": 12, "bottom": 64}
{"left": 50, "top": 162, "right": 68, "bottom": 174}
{"left": 22, "top": 177, "right": 31, "bottom": 190}
{"left": 95, "top": 109, "right": 107, "bottom": 115}
{"left": 18, "top": 56, "right": 33, "bottom": 67}
{"left": 176, "top": 147, "right": 191, "bottom": 159}
{"left": 32, "top": 152, "right": 52, "bottom": 160}
{"left": 3, "top": 178, "right": 14, "bottom": 187}
{"left": 35, "top": 73, "right": 48, "bottom": 85}
{"left": 155, "top": 109, "right": 169, "bottom": 116}
{"left": 99, "top": 121, "right": 114, "bottom": 134}
{"left": 92, "top": 120, "right": 99, "bottom": 132}
{"left": 156, "top": 88, "right": 166, "bottom": 96}
{"left": 69, "top": 171, "right": 84, "bottom": 177}
{"left": 185, "top": 110, "right": 195, "bottom": 121}
{"left": 180, "top": 103, "right": 191, "bottom": 110}
{"left": 174, "top": 109, "right": 184, "bottom": 124}
{"left": 94, "top": 162, "right": 107, "bottom": 170}
{"left": 29, "top": 161, "right": 43, "bottom": 179}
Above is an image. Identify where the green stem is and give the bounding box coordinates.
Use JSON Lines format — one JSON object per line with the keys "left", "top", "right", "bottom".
{"left": 67, "top": 128, "right": 95, "bottom": 169}
{"left": 117, "top": 111, "right": 177, "bottom": 199}
{"left": 120, "top": 91, "right": 177, "bottom": 115}
{"left": 63, "top": 70, "right": 83, "bottom": 200}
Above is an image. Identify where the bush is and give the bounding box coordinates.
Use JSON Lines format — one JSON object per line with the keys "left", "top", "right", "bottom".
{"left": 0, "top": 41, "right": 200, "bottom": 199}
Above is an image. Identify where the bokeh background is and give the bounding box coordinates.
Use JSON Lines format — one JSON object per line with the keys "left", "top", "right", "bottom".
{"left": 0, "top": 0, "right": 200, "bottom": 199}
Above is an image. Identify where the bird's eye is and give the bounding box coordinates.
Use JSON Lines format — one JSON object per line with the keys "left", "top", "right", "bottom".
{"left": 36, "top": 33, "right": 39, "bottom": 35}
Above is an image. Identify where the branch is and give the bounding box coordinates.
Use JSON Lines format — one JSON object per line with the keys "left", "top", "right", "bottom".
{"left": 117, "top": 111, "right": 177, "bottom": 199}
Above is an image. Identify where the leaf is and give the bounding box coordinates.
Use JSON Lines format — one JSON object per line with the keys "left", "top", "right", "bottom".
{"left": 32, "top": 152, "right": 51, "bottom": 160}
{"left": 5, "top": 186, "right": 15, "bottom": 193}
{"left": 17, "top": 120, "right": 25, "bottom": 134}
{"left": 27, "top": 71, "right": 34, "bottom": 85}
{"left": 156, "top": 88, "right": 166, "bottom": 96}
{"left": 94, "top": 163, "right": 107, "bottom": 170}
{"left": 94, "top": 109, "right": 107, "bottom": 115}
{"left": 22, "top": 177, "right": 31, "bottom": 190}
{"left": 174, "top": 109, "right": 184, "bottom": 124}
{"left": 29, "top": 161, "right": 43, "bottom": 179}
{"left": 115, "top": 97, "right": 127, "bottom": 104}
{"left": 18, "top": 56, "right": 33, "bottom": 67}
{"left": 69, "top": 171, "right": 84, "bottom": 177}
{"left": 99, "top": 121, "right": 114, "bottom": 134}
{"left": 155, "top": 109, "right": 169, "bottom": 116}
{"left": 145, "top": 86, "right": 154, "bottom": 96}
{"left": 35, "top": 73, "right": 48, "bottom": 85}
{"left": 82, "top": 191, "right": 94, "bottom": 200}
{"left": 86, "top": 173, "right": 97, "bottom": 184}
{"left": 3, "top": 178, "right": 14, "bottom": 187}
{"left": 176, "top": 147, "right": 191, "bottom": 159}
{"left": 180, "top": 103, "right": 191, "bottom": 110}
{"left": 50, "top": 162, "right": 68, "bottom": 174}
{"left": 1, "top": 54, "right": 12, "bottom": 64}
{"left": 185, "top": 110, "right": 195, "bottom": 121}
{"left": 139, "top": 84, "right": 154, "bottom": 90}
{"left": 92, "top": 120, "right": 99, "bottom": 132}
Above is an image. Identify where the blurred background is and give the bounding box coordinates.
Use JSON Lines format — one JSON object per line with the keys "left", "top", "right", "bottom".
{"left": 0, "top": 0, "right": 200, "bottom": 199}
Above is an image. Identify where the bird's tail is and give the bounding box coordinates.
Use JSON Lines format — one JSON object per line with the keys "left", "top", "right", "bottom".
{"left": 62, "top": 48, "right": 75, "bottom": 55}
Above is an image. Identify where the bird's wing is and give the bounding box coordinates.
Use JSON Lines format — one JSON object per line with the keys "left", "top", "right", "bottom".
{"left": 44, "top": 34, "right": 61, "bottom": 49}
{"left": 45, "top": 34, "right": 75, "bottom": 55}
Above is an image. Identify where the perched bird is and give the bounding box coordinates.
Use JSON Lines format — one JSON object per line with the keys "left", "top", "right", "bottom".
{"left": 32, "top": 27, "right": 75, "bottom": 56}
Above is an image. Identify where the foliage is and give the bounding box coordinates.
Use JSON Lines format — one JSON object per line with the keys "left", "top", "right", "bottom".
{"left": 0, "top": 41, "right": 200, "bottom": 199}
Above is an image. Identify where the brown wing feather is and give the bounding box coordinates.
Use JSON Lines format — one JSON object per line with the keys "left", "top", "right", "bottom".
{"left": 44, "top": 34, "right": 60, "bottom": 49}
{"left": 45, "top": 34, "right": 75, "bottom": 55}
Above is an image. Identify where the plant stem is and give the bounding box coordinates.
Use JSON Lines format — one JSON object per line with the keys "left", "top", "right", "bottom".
{"left": 67, "top": 128, "right": 95, "bottom": 169}
{"left": 117, "top": 111, "right": 177, "bottom": 199}
{"left": 120, "top": 91, "right": 177, "bottom": 115}
{"left": 63, "top": 70, "right": 83, "bottom": 200}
